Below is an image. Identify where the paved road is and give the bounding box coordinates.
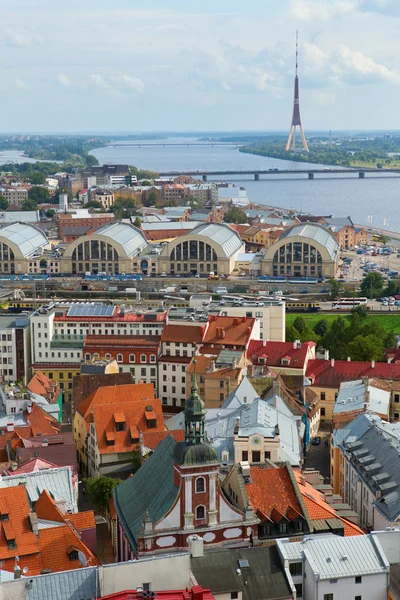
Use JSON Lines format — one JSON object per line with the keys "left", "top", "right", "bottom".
{"left": 305, "top": 430, "right": 331, "bottom": 483}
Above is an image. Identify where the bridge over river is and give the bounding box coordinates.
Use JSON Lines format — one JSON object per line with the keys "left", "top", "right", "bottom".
{"left": 158, "top": 168, "right": 400, "bottom": 180}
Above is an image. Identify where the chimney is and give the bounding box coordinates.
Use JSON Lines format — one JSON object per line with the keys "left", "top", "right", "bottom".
{"left": 272, "top": 380, "right": 281, "bottom": 396}
{"left": 293, "top": 341, "right": 297, "bottom": 350}
{"left": 26, "top": 403, "right": 32, "bottom": 414}
{"left": 210, "top": 360, "right": 215, "bottom": 373}
{"left": 274, "top": 424, "right": 280, "bottom": 436}
{"left": 14, "top": 564, "right": 21, "bottom": 580}
{"left": 263, "top": 339, "right": 267, "bottom": 347}
{"left": 221, "top": 330, "right": 226, "bottom": 339}
{"left": 371, "top": 360, "right": 375, "bottom": 368}
{"left": 6, "top": 422, "right": 14, "bottom": 433}
{"left": 42, "top": 438, "right": 48, "bottom": 447}
{"left": 188, "top": 535, "right": 204, "bottom": 559}
{"left": 331, "top": 358, "right": 335, "bottom": 368}
{"left": 233, "top": 318, "right": 239, "bottom": 326}
{"left": 347, "top": 356, "right": 351, "bottom": 362}
{"left": 242, "top": 316, "right": 246, "bottom": 323}
{"left": 29, "top": 513, "right": 39, "bottom": 536}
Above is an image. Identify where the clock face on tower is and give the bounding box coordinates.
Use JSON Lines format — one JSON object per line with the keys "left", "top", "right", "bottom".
{"left": 252, "top": 437, "right": 260, "bottom": 445}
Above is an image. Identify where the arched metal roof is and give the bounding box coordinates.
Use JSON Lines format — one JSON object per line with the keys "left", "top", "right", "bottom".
{"left": 94, "top": 222, "right": 148, "bottom": 257}
{"left": 0, "top": 222, "right": 48, "bottom": 258}
{"left": 191, "top": 223, "right": 243, "bottom": 258}
{"left": 278, "top": 223, "right": 339, "bottom": 260}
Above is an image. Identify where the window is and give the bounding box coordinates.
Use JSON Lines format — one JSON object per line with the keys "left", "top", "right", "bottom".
{"left": 294, "top": 584, "right": 302, "bottom": 597}
{"left": 242, "top": 451, "right": 248, "bottom": 461}
{"left": 265, "top": 451, "right": 271, "bottom": 460}
{"left": 321, "top": 407, "right": 326, "bottom": 417}
{"left": 117, "top": 353, "right": 123, "bottom": 363}
{"left": 141, "top": 354, "right": 147, "bottom": 363}
{"left": 150, "top": 354, "right": 156, "bottom": 363}
{"left": 320, "top": 392, "right": 326, "bottom": 401}
{"left": 355, "top": 597, "right": 362, "bottom": 600}
{"left": 289, "top": 562, "right": 302, "bottom": 576}
{"left": 220, "top": 393, "right": 224, "bottom": 402}
{"left": 395, "top": 393, "right": 400, "bottom": 403}
{"left": 279, "top": 522, "right": 287, "bottom": 533}
{"left": 231, "top": 593, "right": 238, "bottom": 600}
{"left": 220, "top": 380, "right": 224, "bottom": 389}
{"left": 195, "top": 505, "right": 205, "bottom": 520}
{"left": 252, "top": 450, "right": 261, "bottom": 463}
{"left": 355, "top": 576, "right": 362, "bottom": 584}
{"left": 296, "top": 520, "right": 303, "bottom": 532}
{"left": 196, "top": 477, "right": 205, "bottom": 493}
{"left": 129, "top": 354, "right": 135, "bottom": 363}
{"left": 323, "top": 595, "right": 333, "bottom": 600}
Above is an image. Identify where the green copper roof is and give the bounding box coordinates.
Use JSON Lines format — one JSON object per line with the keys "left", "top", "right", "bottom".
{"left": 173, "top": 441, "right": 218, "bottom": 466}
{"left": 113, "top": 435, "right": 179, "bottom": 550}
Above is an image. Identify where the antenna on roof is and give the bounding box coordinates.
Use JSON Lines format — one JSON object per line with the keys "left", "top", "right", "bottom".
{"left": 78, "top": 551, "right": 87, "bottom": 567}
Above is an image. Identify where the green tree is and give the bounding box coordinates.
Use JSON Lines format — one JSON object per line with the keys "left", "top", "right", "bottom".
{"left": 133, "top": 216, "right": 141, "bottom": 228}
{"left": 330, "top": 279, "right": 344, "bottom": 299}
{"left": 28, "top": 186, "right": 50, "bottom": 204}
{"left": 314, "top": 318, "right": 329, "bottom": 336}
{"left": 360, "top": 272, "right": 385, "bottom": 298}
{"left": 321, "top": 316, "right": 348, "bottom": 359}
{"left": 29, "top": 172, "right": 46, "bottom": 185}
{"left": 292, "top": 316, "right": 308, "bottom": 334}
{"left": 0, "top": 195, "right": 8, "bottom": 210}
{"left": 376, "top": 163, "right": 383, "bottom": 169}
{"left": 45, "top": 209, "right": 56, "bottom": 218}
{"left": 351, "top": 304, "right": 369, "bottom": 319}
{"left": 21, "top": 198, "right": 38, "bottom": 211}
{"left": 84, "top": 475, "right": 123, "bottom": 511}
{"left": 377, "top": 234, "right": 390, "bottom": 245}
{"left": 286, "top": 324, "right": 299, "bottom": 342}
{"left": 53, "top": 187, "right": 73, "bottom": 203}
{"left": 223, "top": 207, "right": 248, "bottom": 224}
{"left": 346, "top": 334, "right": 385, "bottom": 362}
{"left": 86, "top": 200, "right": 103, "bottom": 209}
{"left": 147, "top": 191, "right": 159, "bottom": 206}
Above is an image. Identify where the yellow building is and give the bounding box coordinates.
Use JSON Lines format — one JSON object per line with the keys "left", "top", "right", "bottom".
{"left": 31, "top": 364, "right": 81, "bottom": 404}
{"left": 93, "top": 190, "right": 115, "bottom": 210}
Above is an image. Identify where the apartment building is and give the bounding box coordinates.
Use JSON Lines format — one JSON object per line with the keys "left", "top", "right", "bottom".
{"left": 92, "top": 190, "right": 115, "bottom": 210}
{"left": 0, "top": 314, "right": 31, "bottom": 382}
{"left": 209, "top": 299, "right": 285, "bottom": 341}
{"left": 0, "top": 186, "right": 29, "bottom": 207}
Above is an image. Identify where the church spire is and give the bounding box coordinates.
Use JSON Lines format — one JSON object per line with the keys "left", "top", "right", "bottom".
{"left": 184, "top": 359, "right": 206, "bottom": 445}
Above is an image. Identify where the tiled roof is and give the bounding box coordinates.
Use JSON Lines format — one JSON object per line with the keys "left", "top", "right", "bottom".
{"left": 0, "top": 486, "right": 40, "bottom": 564}
{"left": 36, "top": 490, "right": 95, "bottom": 531}
{"left": 55, "top": 310, "right": 166, "bottom": 323}
{"left": 7, "top": 458, "right": 58, "bottom": 475}
{"left": 306, "top": 358, "right": 400, "bottom": 387}
{"left": 0, "top": 466, "right": 75, "bottom": 509}
{"left": 294, "top": 472, "right": 364, "bottom": 537}
{"left": 248, "top": 340, "right": 315, "bottom": 368}
{"left": 16, "top": 441, "right": 78, "bottom": 473}
{"left": 245, "top": 465, "right": 304, "bottom": 522}
{"left": 77, "top": 382, "right": 155, "bottom": 420}
{"left": 114, "top": 435, "right": 179, "bottom": 550}
{"left": 26, "top": 403, "right": 61, "bottom": 437}
{"left": 204, "top": 316, "right": 255, "bottom": 348}
{"left": 67, "top": 511, "right": 96, "bottom": 531}
{"left": 142, "top": 429, "right": 185, "bottom": 451}
{"left": 38, "top": 524, "right": 100, "bottom": 573}
{"left": 93, "top": 397, "right": 165, "bottom": 455}
{"left": 27, "top": 371, "right": 60, "bottom": 399}
{"left": 161, "top": 324, "right": 205, "bottom": 343}
{"left": 72, "top": 372, "right": 134, "bottom": 414}
{"left": 101, "top": 588, "right": 215, "bottom": 600}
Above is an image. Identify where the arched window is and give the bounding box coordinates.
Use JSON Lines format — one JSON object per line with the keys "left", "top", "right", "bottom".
{"left": 195, "top": 505, "right": 206, "bottom": 520}
{"left": 85, "top": 353, "right": 91, "bottom": 360}
{"left": 105, "top": 353, "right": 111, "bottom": 359}
{"left": 129, "top": 354, "right": 135, "bottom": 363}
{"left": 196, "top": 477, "right": 205, "bottom": 493}
{"left": 93, "top": 353, "right": 100, "bottom": 359}
{"left": 117, "top": 353, "right": 123, "bottom": 363}
{"left": 222, "top": 450, "right": 229, "bottom": 462}
{"left": 140, "top": 354, "right": 146, "bottom": 363}
{"left": 150, "top": 354, "right": 156, "bottom": 363}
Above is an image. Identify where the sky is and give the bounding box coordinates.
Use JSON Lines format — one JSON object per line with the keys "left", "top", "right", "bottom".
{"left": 3, "top": 0, "right": 400, "bottom": 133}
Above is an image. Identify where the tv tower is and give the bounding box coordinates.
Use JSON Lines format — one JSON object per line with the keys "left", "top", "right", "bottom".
{"left": 286, "top": 30, "right": 309, "bottom": 153}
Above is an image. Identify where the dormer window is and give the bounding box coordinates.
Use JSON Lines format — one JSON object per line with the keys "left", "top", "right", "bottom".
{"left": 281, "top": 357, "right": 291, "bottom": 366}
{"left": 258, "top": 357, "right": 266, "bottom": 364}
{"left": 114, "top": 412, "right": 126, "bottom": 432}
{"left": 145, "top": 406, "right": 157, "bottom": 429}
{"left": 106, "top": 431, "right": 115, "bottom": 446}
{"left": 67, "top": 546, "right": 79, "bottom": 561}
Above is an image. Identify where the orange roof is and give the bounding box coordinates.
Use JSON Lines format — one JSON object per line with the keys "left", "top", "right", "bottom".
{"left": 27, "top": 371, "right": 59, "bottom": 398}
{"left": 26, "top": 403, "right": 60, "bottom": 437}
{"left": 114, "top": 412, "right": 126, "bottom": 423}
{"left": 0, "top": 487, "right": 40, "bottom": 564}
{"left": 67, "top": 511, "right": 96, "bottom": 531}
{"left": 142, "top": 429, "right": 185, "bottom": 451}
{"left": 93, "top": 397, "right": 165, "bottom": 455}
{"left": 246, "top": 465, "right": 304, "bottom": 521}
{"left": 204, "top": 315, "right": 255, "bottom": 348}
{"left": 77, "top": 382, "right": 155, "bottom": 424}
{"left": 294, "top": 472, "right": 364, "bottom": 537}
{"left": 38, "top": 524, "right": 100, "bottom": 572}
{"left": 161, "top": 324, "right": 205, "bottom": 344}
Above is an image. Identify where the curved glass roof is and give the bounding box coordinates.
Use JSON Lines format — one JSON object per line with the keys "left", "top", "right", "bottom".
{"left": 278, "top": 224, "right": 339, "bottom": 260}
{"left": 192, "top": 223, "right": 243, "bottom": 257}
{"left": 94, "top": 222, "right": 148, "bottom": 257}
{"left": 0, "top": 223, "right": 48, "bottom": 258}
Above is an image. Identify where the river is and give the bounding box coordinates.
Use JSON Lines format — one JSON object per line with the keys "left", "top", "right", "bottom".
{"left": 91, "top": 139, "right": 400, "bottom": 232}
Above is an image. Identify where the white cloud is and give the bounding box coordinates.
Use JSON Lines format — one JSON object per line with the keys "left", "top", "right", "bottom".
{"left": 119, "top": 74, "right": 144, "bottom": 92}
{"left": 288, "top": 0, "right": 358, "bottom": 21}
{"left": 15, "top": 78, "right": 27, "bottom": 90}
{"left": 89, "top": 73, "right": 108, "bottom": 88}
{"left": 3, "top": 29, "right": 43, "bottom": 46}
{"left": 57, "top": 73, "right": 72, "bottom": 87}
{"left": 335, "top": 45, "right": 400, "bottom": 84}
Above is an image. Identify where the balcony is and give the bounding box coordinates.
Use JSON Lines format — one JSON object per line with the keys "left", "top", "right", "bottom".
{"left": 50, "top": 334, "right": 85, "bottom": 349}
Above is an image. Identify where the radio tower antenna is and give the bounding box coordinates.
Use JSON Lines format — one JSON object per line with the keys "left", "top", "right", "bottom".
{"left": 286, "top": 30, "right": 309, "bottom": 153}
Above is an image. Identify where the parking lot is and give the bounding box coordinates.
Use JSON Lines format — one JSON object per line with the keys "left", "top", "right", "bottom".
{"left": 340, "top": 246, "right": 400, "bottom": 284}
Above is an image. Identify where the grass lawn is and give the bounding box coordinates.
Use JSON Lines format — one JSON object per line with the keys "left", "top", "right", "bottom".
{"left": 286, "top": 313, "right": 400, "bottom": 333}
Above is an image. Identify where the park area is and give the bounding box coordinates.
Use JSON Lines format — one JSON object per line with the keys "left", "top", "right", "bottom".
{"left": 286, "top": 312, "right": 400, "bottom": 334}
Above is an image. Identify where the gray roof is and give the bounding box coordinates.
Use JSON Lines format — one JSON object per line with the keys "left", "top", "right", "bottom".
{"left": 191, "top": 546, "right": 292, "bottom": 600}
{"left": 334, "top": 379, "right": 390, "bottom": 416}
{"left": 94, "top": 221, "right": 148, "bottom": 257}
{"left": 191, "top": 223, "right": 243, "bottom": 257}
{"left": 278, "top": 223, "right": 339, "bottom": 260}
{"left": 0, "top": 222, "right": 48, "bottom": 257}
{"left": 0, "top": 210, "right": 39, "bottom": 223}
{"left": 0, "top": 466, "right": 75, "bottom": 510}
{"left": 334, "top": 413, "right": 400, "bottom": 522}
{"left": 26, "top": 567, "right": 98, "bottom": 600}
{"left": 325, "top": 216, "right": 353, "bottom": 227}
{"left": 141, "top": 221, "right": 200, "bottom": 231}
{"left": 114, "top": 434, "right": 179, "bottom": 550}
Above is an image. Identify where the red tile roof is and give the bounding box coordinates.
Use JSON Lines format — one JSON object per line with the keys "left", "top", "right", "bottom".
{"left": 67, "top": 511, "right": 96, "bottom": 531}
{"left": 142, "top": 429, "right": 185, "bottom": 451}
{"left": 248, "top": 340, "right": 315, "bottom": 369}
{"left": 7, "top": 458, "right": 58, "bottom": 475}
{"left": 27, "top": 371, "right": 60, "bottom": 400}
{"left": 101, "top": 587, "right": 215, "bottom": 600}
{"left": 204, "top": 315, "right": 255, "bottom": 348}
{"left": 161, "top": 324, "right": 205, "bottom": 343}
{"left": 77, "top": 383, "right": 155, "bottom": 420}
{"left": 306, "top": 358, "right": 400, "bottom": 387}
{"left": 246, "top": 465, "right": 304, "bottom": 522}
{"left": 0, "top": 487, "right": 40, "bottom": 566}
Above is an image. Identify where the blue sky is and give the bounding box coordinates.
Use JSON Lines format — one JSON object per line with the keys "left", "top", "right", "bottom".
{"left": 2, "top": 0, "right": 400, "bottom": 132}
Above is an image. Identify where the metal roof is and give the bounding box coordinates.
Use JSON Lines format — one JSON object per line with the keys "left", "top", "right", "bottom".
{"left": 278, "top": 223, "right": 339, "bottom": 260}
{"left": 0, "top": 466, "right": 75, "bottom": 510}
{"left": 94, "top": 221, "right": 148, "bottom": 257}
{"left": 191, "top": 223, "right": 243, "bottom": 258}
{"left": 0, "top": 222, "right": 48, "bottom": 258}
{"left": 26, "top": 566, "right": 98, "bottom": 600}
{"left": 334, "top": 379, "right": 390, "bottom": 416}
{"left": 0, "top": 210, "right": 39, "bottom": 223}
